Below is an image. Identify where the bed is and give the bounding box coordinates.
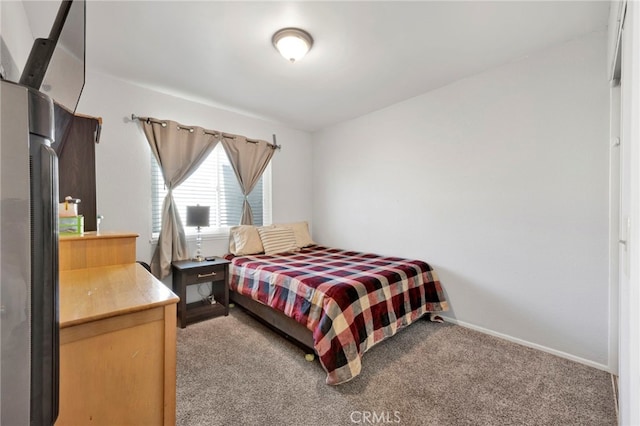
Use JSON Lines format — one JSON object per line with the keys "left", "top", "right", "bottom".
{"left": 225, "top": 225, "right": 448, "bottom": 385}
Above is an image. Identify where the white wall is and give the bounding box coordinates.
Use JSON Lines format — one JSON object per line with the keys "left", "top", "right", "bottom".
{"left": 76, "top": 70, "right": 313, "bottom": 264}
{"left": 312, "top": 31, "right": 610, "bottom": 368}
{"left": 0, "top": 0, "right": 33, "bottom": 81}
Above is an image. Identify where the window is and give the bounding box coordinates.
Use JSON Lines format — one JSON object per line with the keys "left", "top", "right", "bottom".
{"left": 151, "top": 144, "right": 269, "bottom": 235}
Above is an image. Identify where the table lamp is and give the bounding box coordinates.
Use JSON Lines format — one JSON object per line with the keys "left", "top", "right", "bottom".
{"left": 186, "top": 205, "right": 209, "bottom": 261}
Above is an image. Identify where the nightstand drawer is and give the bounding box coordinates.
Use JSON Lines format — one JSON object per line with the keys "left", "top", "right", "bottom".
{"left": 185, "top": 267, "right": 225, "bottom": 284}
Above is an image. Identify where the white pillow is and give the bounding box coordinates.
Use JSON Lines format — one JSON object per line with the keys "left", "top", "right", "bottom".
{"left": 276, "top": 221, "right": 315, "bottom": 248}
{"left": 229, "top": 225, "right": 264, "bottom": 256}
{"left": 257, "top": 226, "right": 298, "bottom": 255}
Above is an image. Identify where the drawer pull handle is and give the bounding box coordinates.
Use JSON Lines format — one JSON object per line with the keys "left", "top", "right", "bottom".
{"left": 197, "top": 272, "right": 217, "bottom": 278}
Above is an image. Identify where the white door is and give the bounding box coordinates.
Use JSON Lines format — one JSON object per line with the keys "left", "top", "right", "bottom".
{"left": 618, "top": 1, "right": 640, "bottom": 424}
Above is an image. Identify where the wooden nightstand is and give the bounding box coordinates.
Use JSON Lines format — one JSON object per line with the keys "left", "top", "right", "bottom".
{"left": 171, "top": 258, "right": 230, "bottom": 328}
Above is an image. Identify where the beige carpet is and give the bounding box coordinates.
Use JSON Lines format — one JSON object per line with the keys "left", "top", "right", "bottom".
{"left": 176, "top": 307, "right": 617, "bottom": 426}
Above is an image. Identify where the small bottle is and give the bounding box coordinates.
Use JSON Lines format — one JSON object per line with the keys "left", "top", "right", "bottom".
{"left": 96, "top": 215, "right": 104, "bottom": 234}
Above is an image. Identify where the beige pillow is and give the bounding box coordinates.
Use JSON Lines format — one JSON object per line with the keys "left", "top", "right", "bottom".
{"left": 257, "top": 226, "right": 298, "bottom": 255}
{"left": 229, "top": 225, "right": 264, "bottom": 256}
{"left": 277, "top": 221, "right": 315, "bottom": 248}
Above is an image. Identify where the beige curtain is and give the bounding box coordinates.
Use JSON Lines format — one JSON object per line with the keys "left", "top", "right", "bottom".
{"left": 221, "top": 136, "right": 275, "bottom": 225}
{"left": 140, "top": 118, "right": 219, "bottom": 278}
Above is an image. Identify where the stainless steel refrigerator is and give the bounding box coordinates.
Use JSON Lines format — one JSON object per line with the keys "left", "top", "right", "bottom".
{"left": 1, "top": 80, "right": 60, "bottom": 425}
{"left": 0, "top": 0, "right": 85, "bottom": 423}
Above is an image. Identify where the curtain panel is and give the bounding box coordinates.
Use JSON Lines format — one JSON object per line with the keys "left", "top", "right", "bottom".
{"left": 140, "top": 117, "right": 219, "bottom": 278}
{"left": 52, "top": 105, "right": 101, "bottom": 231}
{"left": 221, "top": 136, "right": 275, "bottom": 225}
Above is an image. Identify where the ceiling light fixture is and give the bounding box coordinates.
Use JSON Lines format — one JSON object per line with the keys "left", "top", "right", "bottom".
{"left": 272, "top": 27, "right": 313, "bottom": 63}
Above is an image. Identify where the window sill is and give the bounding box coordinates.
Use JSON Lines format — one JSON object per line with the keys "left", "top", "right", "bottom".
{"left": 149, "top": 228, "right": 230, "bottom": 245}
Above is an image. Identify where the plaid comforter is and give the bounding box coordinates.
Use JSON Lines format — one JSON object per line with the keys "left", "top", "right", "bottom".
{"left": 227, "top": 245, "right": 448, "bottom": 385}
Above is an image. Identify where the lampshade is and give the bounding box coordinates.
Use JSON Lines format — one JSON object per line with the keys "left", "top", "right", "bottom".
{"left": 186, "top": 205, "right": 210, "bottom": 228}
{"left": 272, "top": 28, "right": 313, "bottom": 63}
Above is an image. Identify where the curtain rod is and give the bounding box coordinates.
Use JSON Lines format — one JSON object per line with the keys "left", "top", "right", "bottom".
{"left": 131, "top": 114, "right": 282, "bottom": 150}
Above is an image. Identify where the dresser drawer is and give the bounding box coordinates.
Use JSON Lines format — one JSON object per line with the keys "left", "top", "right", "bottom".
{"left": 184, "top": 266, "right": 226, "bottom": 284}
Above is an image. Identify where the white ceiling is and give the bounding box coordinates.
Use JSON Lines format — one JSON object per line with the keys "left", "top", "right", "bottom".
{"left": 25, "top": 1, "right": 610, "bottom": 132}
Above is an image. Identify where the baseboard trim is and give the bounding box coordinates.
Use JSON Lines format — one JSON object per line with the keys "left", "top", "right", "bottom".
{"left": 439, "top": 316, "right": 611, "bottom": 373}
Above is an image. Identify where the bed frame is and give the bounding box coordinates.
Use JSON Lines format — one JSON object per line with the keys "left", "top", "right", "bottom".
{"left": 229, "top": 290, "right": 316, "bottom": 354}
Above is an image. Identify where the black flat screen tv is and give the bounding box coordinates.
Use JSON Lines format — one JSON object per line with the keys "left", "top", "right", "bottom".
{"left": 20, "top": 0, "right": 86, "bottom": 114}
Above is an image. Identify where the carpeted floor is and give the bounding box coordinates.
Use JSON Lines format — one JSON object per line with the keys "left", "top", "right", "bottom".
{"left": 176, "top": 307, "right": 617, "bottom": 426}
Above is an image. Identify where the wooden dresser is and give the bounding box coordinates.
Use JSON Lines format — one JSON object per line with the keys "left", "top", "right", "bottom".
{"left": 56, "top": 232, "right": 179, "bottom": 426}
{"left": 58, "top": 231, "right": 138, "bottom": 270}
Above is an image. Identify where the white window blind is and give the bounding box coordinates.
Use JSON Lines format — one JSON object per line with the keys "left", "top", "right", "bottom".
{"left": 151, "top": 144, "right": 265, "bottom": 234}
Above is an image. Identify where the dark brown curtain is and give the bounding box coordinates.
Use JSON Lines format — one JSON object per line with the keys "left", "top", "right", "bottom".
{"left": 52, "top": 104, "right": 101, "bottom": 231}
